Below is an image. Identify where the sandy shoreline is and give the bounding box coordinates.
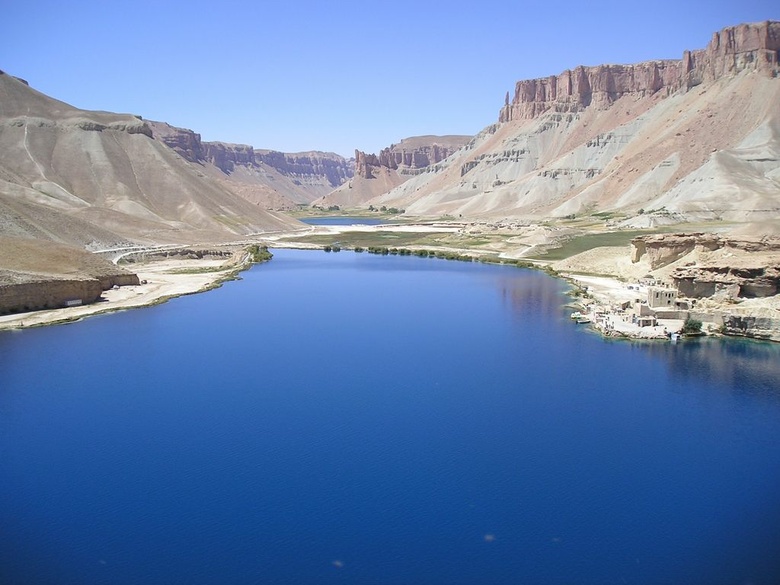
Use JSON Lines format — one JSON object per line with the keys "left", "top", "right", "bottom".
{"left": 0, "top": 258, "right": 245, "bottom": 331}
{"left": 2, "top": 223, "right": 778, "bottom": 342}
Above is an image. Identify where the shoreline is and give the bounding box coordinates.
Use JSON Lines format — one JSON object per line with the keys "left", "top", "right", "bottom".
{"left": 0, "top": 255, "right": 254, "bottom": 331}
{"left": 2, "top": 224, "right": 778, "bottom": 343}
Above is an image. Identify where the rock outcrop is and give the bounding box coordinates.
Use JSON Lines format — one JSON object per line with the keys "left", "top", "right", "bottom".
{"left": 254, "top": 149, "right": 352, "bottom": 187}
{"left": 721, "top": 314, "right": 780, "bottom": 341}
{"left": 0, "top": 236, "right": 140, "bottom": 316}
{"left": 630, "top": 233, "right": 780, "bottom": 300}
{"left": 631, "top": 233, "right": 780, "bottom": 269}
{"left": 316, "top": 136, "right": 471, "bottom": 208}
{"left": 631, "top": 233, "right": 721, "bottom": 268}
{"left": 673, "top": 264, "right": 780, "bottom": 299}
{"left": 499, "top": 21, "right": 780, "bottom": 122}
{"left": 146, "top": 121, "right": 353, "bottom": 205}
{"left": 0, "top": 277, "right": 104, "bottom": 315}
{"left": 373, "top": 21, "right": 780, "bottom": 223}
{"left": 354, "top": 136, "right": 470, "bottom": 179}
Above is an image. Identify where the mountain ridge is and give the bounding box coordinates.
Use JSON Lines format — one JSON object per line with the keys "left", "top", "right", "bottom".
{"left": 367, "top": 21, "right": 780, "bottom": 225}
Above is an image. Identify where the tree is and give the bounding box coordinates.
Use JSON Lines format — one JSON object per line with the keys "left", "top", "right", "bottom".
{"left": 680, "top": 317, "right": 702, "bottom": 335}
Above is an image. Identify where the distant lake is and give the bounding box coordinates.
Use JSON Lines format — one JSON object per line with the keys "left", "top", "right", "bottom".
{"left": 2, "top": 249, "right": 780, "bottom": 585}
{"left": 300, "top": 216, "right": 390, "bottom": 225}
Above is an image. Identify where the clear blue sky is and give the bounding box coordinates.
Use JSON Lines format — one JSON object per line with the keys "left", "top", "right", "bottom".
{"left": 2, "top": 1, "right": 777, "bottom": 157}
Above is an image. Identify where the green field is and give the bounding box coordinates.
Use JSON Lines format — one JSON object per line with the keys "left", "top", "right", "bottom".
{"left": 528, "top": 230, "right": 660, "bottom": 260}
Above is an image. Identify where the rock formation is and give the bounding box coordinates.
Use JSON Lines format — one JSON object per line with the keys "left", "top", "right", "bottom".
{"left": 631, "top": 233, "right": 780, "bottom": 299}
{"left": 373, "top": 21, "right": 780, "bottom": 223}
{"left": 0, "top": 72, "right": 300, "bottom": 248}
{"left": 146, "top": 121, "right": 353, "bottom": 206}
{"left": 0, "top": 236, "right": 140, "bottom": 315}
{"left": 499, "top": 21, "right": 780, "bottom": 122}
{"left": 631, "top": 233, "right": 780, "bottom": 269}
{"left": 353, "top": 136, "right": 470, "bottom": 179}
{"left": 316, "top": 136, "right": 470, "bottom": 208}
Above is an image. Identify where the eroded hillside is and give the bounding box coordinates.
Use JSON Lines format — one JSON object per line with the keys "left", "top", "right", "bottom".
{"left": 0, "top": 71, "right": 301, "bottom": 248}
{"left": 370, "top": 21, "right": 780, "bottom": 225}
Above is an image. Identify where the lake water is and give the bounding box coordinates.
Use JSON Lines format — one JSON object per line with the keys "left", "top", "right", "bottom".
{"left": 301, "top": 216, "right": 389, "bottom": 225}
{"left": 2, "top": 249, "right": 780, "bottom": 585}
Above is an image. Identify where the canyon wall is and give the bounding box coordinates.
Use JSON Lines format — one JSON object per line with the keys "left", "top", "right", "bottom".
{"left": 499, "top": 21, "right": 780, "bottom": 122}
{"left": 375, "top": 21, "right": 780, "bottom": 222}
{"left": 354, "top": 135, "right": 471, "bottom": 179}
{"left": 148, "top": 122, "right": 353, "bottom": 188}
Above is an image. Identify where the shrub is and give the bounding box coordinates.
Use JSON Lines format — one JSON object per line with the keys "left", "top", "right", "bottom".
{"left": 680, "top": 317, "right": 703, "bottom": 335}
{"left": 247, "top": 244, "right": 273, "bottom": 263}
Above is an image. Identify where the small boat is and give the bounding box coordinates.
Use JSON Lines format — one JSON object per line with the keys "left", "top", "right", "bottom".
{"left": 575, "top": 316, "right": 591, "bottom": 324}
{"left": 570, "top": 311, "right": 582, "bottom": 320}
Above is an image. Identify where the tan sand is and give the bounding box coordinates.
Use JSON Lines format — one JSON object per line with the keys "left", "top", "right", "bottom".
{"left": 0, "top": 258, "right": 240, "bottom": 330}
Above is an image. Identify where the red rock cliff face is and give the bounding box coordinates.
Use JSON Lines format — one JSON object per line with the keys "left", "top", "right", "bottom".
{"left": 251, "top": 151, "right": 353, "bottom": 187}
{"left": 354, "top": 136, "right": 470, "bottom": 179}
{"left": 146, "top": 121, "right": 352, "bottom": 187}
{"left": 499, "top": 21, "right": 780, "bottom": 122}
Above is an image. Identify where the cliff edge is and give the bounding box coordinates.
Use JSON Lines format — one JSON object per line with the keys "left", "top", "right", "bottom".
{"left": 499, "top": 21, "right": 780, "bottom": 122}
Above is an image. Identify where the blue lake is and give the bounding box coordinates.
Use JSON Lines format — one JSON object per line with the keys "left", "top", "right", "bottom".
{"left": 2, "top": 249, "right": 780, "bottom": 584}
{"left": 300, "top": 216, "right": 390, "bottom": 225}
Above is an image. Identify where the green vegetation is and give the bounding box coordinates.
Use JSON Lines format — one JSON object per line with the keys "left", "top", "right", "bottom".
{"left": 680, "top": 317, "right": 703, "bottom": 335}
{"left": 362, "top": 246, "right": 475, "bottom": 261}
{"left": 289, "top": 230, "right": 432, "bottom": 249}
{"left": 590, "top": 211, "right": 618, "bottom": 219}
{"left": 527, "top": 230, "right": 663, "bottom": 261}
{"left": 247, "top": 244, "right": 273, "bottom": 263}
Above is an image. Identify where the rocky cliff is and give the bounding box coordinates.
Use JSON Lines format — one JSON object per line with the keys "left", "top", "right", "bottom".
{"left": 0, "top": 277, "right": 104, "bottom": 315}
{"left": 631, "top": 233, "right": 780, "bottom": 299}
{"left": 631, "top": 233, "right": 780, "bottom": 268}
{"left": 372, "top": 21, "right": 780, "bottom": 223}
{"left": 316, "top": 136, "right": 470, "bottom": 208}
{"left": 499, "top": 21, "right": 780, "bottom": 122}
{"left": 354, "top": 135, "right": 470, "bottom": 179}
{"left": 146, "top": 121, "right": 353, "bottom": 205}
{"left": 0, "top": 236, "right": 140, "bottom": 315}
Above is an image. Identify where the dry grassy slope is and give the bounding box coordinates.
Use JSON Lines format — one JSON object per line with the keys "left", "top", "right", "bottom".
{"left": 0, "top": 71, "right": 300, "bottom": 247}
{"left": 0, "top": 236, "right": 136, "bottom": 284}
{"left": 373, "top": 66, "right": 779, "bottom": 223}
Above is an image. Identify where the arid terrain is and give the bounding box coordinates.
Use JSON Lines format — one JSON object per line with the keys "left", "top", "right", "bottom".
{"left": 1, "top": 21, "right": 778, "bottom": 339}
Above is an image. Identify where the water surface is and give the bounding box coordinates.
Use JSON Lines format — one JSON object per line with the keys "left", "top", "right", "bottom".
{"left": 1, "top": 249, "right": 779, "bottom": 584}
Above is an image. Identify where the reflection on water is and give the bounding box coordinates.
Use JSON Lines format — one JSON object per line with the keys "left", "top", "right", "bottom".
{"left": 640, "top": 335, "right": 780, "bottom": 400}
{"left": 1, "top": 249, "right": 779, "bottom": 585}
